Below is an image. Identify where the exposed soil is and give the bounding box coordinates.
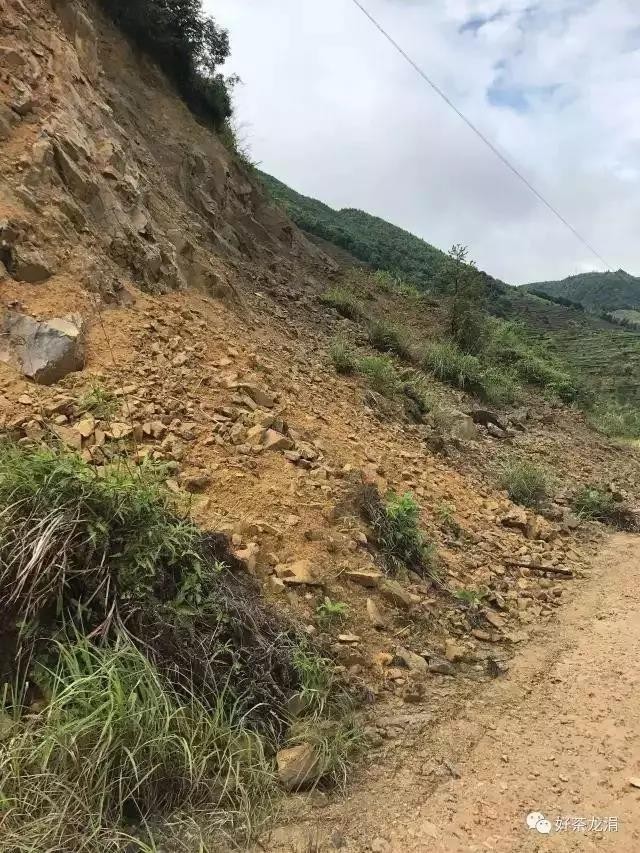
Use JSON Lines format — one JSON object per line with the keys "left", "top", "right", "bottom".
{"left": 264, "top": 533, "right": 640, "bottom": 852}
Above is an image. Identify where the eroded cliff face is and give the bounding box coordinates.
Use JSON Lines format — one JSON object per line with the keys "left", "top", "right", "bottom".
{"left": 0, "top": 0, "right": 330, "bottom": 306}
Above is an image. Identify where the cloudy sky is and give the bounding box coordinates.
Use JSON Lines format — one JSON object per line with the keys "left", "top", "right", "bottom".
{"left": 207, "top": 0, "right": 640, "bottom": 284}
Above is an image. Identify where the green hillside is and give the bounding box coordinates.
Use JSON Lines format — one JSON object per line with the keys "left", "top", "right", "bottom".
{"left": 260, "top": 169, "right": 640, "bottom": 429}
{"left": 258, "top": 171, "right": 447, "bottom": 288}
{"left": 524, "top": 270, "right": 640, "bottom": 312}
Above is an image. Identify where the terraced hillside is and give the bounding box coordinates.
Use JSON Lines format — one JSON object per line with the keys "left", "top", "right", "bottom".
{"left": 544, "top": 327, "right": 640, "bottom": 404}
{"left": 524, "top": 269, "right": 640, "bottom": 312}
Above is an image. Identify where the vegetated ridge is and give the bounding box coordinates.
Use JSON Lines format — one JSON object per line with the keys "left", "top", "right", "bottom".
{"left": 260, "top": 171, "right": 640, "bottom": 416}
{"left": 258, "top": 171, "right": 451, "bottom": 288}
{"left": 524, "top": 269, "right": 640, "bottom": 313}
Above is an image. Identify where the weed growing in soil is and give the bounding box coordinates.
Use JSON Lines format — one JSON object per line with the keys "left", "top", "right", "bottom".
{"left": 453, "top": 586, "right": 487, "bottom": 607}
{"left": 78, "top": 383, "right": 119, "bottom": 420}
{"left": 316, "top": 597, "right": 349, "bottom": 627}
{"left": 436, "top": 501, "right": 462, "bottom": 537}
{"left": 329, "top": 337, "right": 358, "bottom": 375}
{"left": 359, "top": 486, "right": 436, "bottom": 577}
{"left": 320, "top": 288, "right": 363, "bottom": 321}
{"left": 573, "top": 485, "right": 618, "bottom": 521}
{"left": 498, "top": 459, "right": 553, "bottom": 508}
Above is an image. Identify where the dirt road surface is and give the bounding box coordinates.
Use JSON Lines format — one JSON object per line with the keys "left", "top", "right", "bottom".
{"left": 267, "top": 533, "right": 640, "bottom": 852}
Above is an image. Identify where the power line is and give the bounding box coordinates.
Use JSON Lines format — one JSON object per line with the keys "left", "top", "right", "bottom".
{"left": 348, "top": 0, "right": 613, "bottom": 271}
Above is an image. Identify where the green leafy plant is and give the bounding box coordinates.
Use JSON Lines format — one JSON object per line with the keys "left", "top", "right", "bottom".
{"left": 453, "top": 586, "right": 487, "bottom": 607}
{"left": 78, "top": 383, "right": 119, "bottom": 420}
{"left": 329, "top": 337, "right": 357, "bottom": 375}
{"left": 498, "top": 459, "right": 553, "bottom": 508}
{"left": 316, "top": 597, "right": 349, "bottom": 626}
{"left": 360, "top": 487, "right": 435, "bottom": 577}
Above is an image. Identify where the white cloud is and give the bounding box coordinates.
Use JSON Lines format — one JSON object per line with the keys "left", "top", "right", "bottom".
{"left": 206, "top": 0, "right": 640, "bottom": 284}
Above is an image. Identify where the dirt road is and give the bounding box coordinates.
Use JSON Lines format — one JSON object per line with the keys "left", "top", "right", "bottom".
{"left": 268, "top": 534, "right": 640, "bottom": 852}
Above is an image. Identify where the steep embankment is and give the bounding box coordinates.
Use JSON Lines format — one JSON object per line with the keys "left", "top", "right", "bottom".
{"left": 1, "top": 1, "right": 640, "bottom": 849}
{"left": 0, "top": 0, "right": 331, "bottom": 307}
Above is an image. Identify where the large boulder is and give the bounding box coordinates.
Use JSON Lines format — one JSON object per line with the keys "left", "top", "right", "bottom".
{"left": 432, "top": 407, "right": 478, "bottom": 442}
{"left": 0, "top": 311, "right": 86, "bottom": 384}
{"left": 10, "top": 247, "right": 55, "bottom": 283}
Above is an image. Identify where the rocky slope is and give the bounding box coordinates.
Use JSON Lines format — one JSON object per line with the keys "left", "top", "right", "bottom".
{"left": 1, "top": 0, "right": 640, "bottom": 846}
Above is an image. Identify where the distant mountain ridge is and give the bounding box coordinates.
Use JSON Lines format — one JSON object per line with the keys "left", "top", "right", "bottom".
{"left": 524, "top": 270, "right": 640, "bottom": 312}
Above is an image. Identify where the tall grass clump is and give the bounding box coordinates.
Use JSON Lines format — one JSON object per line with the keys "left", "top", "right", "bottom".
{"left": 587, "top": 402, "right": 640, "bottom": 439}
{"left": 367, "top": 319, "right": 411, "bottom": 359}
{"left": 329, "top": 336, "right": 357, "bottom": 375}
{"left": 320, "top": 288, "right": 364, "bottom": 321}
{"left": 486, "top": 321, "right": 580, "bottom": 402}
{"left": 572, "top": 485, "right": 618, "bottom": 521}
{"left": 422, "top": 341, "right": 482, "bottom": 391}
{"left": 78, "top": 383, "right": 119, "bottom": 420}
{"left": 357, "top": 355, "right": 401, "bottom": 397}
{"left": 498, "top": 459, "right": 553, "bottom": 508}
{"left": 0, "top": 637, "right": 274, "bottom": 851}
{"left": 402, "top": 373, "right": 433, "bottom": 420}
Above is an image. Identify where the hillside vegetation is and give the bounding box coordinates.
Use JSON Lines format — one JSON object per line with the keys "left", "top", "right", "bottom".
{"left": 524, "top": 269, "right": 640, "bottom": 312}
{"left": 261, "top": 172, "right": 640, "bottom": 435}
{"left": 259, "top": 171, "right": 448, "bottom": 288}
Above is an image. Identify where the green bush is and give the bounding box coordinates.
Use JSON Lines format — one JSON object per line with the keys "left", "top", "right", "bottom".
{"left": 587, "top": 402, "right": 640, "bottom": 439}
{"left": 320, "top": 288, "right": 363, "bottom": 321}
{"left": 360, "top": 487, "right": 435, "bottom": 577}
{"left": 367, "top": 319, "right": 410, "bottom": 359}
{"left": 100, "top": 0, "right": 233, "bottom": 128}
{"left": 499, "top": 459, "right": 553, "bottom": 508}
{"left": 329, "top": 337, "right": 357, "bottom": 374}
{"left": 357, "top": 355, "right": 401, "bottom": 397}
